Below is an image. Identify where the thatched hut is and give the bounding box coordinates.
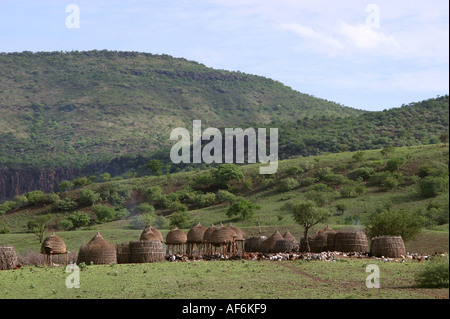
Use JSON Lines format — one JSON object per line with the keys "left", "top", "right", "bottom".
{"left": 309, "top": 231, "right": 328, "bottom": 253}
{"left": 274, "top": 239, "right": 298, "bottom": 252}
{"left": 140, "top": 229, "right": 161, "bottom": 242}
{"left": 282, "top": 230, "right": 298, "bottom": 245}
{"left": 209, "top": 224, "right": 237, "bottom": 256}
{"left": 165, "top": 226, "right": 187, "bottom": 255}
{"left": 333, "top": 230, "right": 369, "bottom": 253}
{"left": 228, "top": 223, "right": 245, "bottom": 256}
{"left": 244, "top": 236, "right": 267, "bottom": 252}
{"left": 370, "top": 236, "right": 406, "bottom": 258}
{"left": 0, "top": 246, "right": 18, "bottom": 270}
{"left": 116, "top": 242, "right": 131, "bottom": 264}
{"left": 260, "top": 230, "right": 284, "bottom": 253}
{"left": 77, "top": 232, "right": 117, "bottom": 265}
{"left": 129, "top": 240, "right": 165, "bottom": 263}
{"left": 299, "top": 237, "right": 312, "bottom": 252}
{"left": 203, "top": 224, "right": 217, "bottom": 255}
{"left": 141, "top": 226, "right": 163, "bottom": 243}
{"left": 187, "top": 222, "right": 207, "bottom": 256}
{"left": 40, "top": 232, "right": 68, "bottom": 266}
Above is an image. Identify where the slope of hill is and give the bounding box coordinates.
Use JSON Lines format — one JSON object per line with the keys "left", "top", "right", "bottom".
{"left": 0, "top": 50, "right": 360, "bottom": 170}
{"left": 1, "top": 145, "right": 448, "bottom": 257}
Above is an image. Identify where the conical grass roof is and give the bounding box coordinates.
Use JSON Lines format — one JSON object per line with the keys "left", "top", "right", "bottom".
{"left": 187, "top": 222, "right": 207, "bottom": 243}
{"left": 282, "top": 230, "right": 298, "bottom": 244}
{"left": 210, "top": 224, "right": 237, "bottom": 244}
{"left": 228, "top": 223, "right": 244, "bottom": 241}
{"left": 140, "top": 229, "right": 161, "bottom": 241}
{"left": 261, "top": 230, "right": 284, "bottom": 253}
{"left": 141, "top": 226, "right": 163, "bottom": 242}
{"left": 203, "top": 224, "right": 217, "bottom": 243}
{"left": 166, "top": 226, "right": 187, "bottom": 244}
{"left": 77, "top": 232, "right": 117, "bottom": 265}
{"left": 40, "top": 232, "right": 67, "bottom": 254}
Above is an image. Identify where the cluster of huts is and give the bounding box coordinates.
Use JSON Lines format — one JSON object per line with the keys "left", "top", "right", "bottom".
{"left": 1, "top": 224, "right": 409, "bottom": 269}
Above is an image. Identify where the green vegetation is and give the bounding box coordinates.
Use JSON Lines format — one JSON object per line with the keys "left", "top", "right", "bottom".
{"left": 0, "top": 50, "right": 361, "bottom": 170}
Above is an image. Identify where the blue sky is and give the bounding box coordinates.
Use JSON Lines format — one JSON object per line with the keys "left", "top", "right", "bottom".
{"left": 0, "top": 0, "right": 448, "bottom": 111}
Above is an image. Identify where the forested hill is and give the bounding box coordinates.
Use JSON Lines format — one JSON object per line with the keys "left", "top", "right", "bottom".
{"left": 275, "top": 95, "right": 449, "bottom": 159}
{"left": 0, "top": 50, "right": 361, "bottom": 169}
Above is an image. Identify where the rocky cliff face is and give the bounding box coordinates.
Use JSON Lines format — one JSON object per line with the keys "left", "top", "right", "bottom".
{"left": 0, "top": 166, "right": 80, "bottom": 201}
{"left": 0, "top": 155, "right": 150, "bottom": 201}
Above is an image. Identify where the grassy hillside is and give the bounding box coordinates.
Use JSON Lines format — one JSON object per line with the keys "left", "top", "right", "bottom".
{"left": 0, "top": 50, "right": 361, "bottom": 169}
{"left": 1, "top": 144, "right": 448, "bottom": 256}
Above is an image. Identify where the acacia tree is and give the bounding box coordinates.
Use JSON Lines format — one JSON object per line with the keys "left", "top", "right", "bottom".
{"left": 27, "top": 214, "right": 53, "bottom": 243}
{"left": 290, "top": 200, "right": 331, "bottom": 252}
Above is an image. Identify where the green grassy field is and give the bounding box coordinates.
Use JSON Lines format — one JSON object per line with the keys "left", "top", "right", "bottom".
{"left": 0, "top": 259, "right": 447, "bottom": 299}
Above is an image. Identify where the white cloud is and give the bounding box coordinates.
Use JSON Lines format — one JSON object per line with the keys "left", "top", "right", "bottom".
{"left": 336, "top": 22, "right": 399, "bottom": 51}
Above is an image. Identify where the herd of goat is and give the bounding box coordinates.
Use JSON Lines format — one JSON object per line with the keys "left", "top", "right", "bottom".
{"left": 165, "top": 250, "right": 443, "bottom": 263}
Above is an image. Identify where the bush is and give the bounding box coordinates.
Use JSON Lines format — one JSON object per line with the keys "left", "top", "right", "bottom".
{"left": 226, "top": 199, "right": 260, "bottom": 220}
{"left": 348, "top": 167, "right": 375, "bottom": 181}
{"left": 136, "top": 203, "right": 155, "bottom": 214}
{"left": 364, "top": 208, "right": 423, "bottom": 241}
{"left": 419, "top": 176, "right": 448, "bottom": 198}
{"left": 278, "top": 178, "right": 299, "bottom": 192}
{"left": 215, "top": 190, "right": 236, "bottom": 203}
{"left": 385, "top": 157, "right": 406, "bottom": 172}
{"left": 91, "top": 204, "right": 117, "bottom": 222}
{"left": 145, "top": 186, "right": 162, "bottom": 202}
{"left": 54, "top": 197, "right": 78, "bottom": 212}
{"left": 98, "top": 183, "right": 131, "bottom": 207}
{"left": 192, "top": 193, "right": 216, "bottom": 208}
{"left": 415, "top": 255, "right": 449, "bottom": 288}
{"left": 300, "top": 177, "right": 317, "bottom": 187}
{"left": 169, "top": 210, "right": 191, "bottom": 228}
{"left": 130, "top": 212, "right": 157, "bottom": 229}
{"left": 68, "top": 211, "right": 91, "bottom": 229}
{"left": 154, "top": 215, "right": 170, "bottom": 229}
{"left": 168, "top": 201, "right": 188, "bottom": 212}
{"left": 42, "top": 192, "right": 60, "bottom": 204}
{"left": 26, "top": 190, "right": 46, "bottom": 205}
{"left": 78, "top": 189, "right": 99, "bottom": 205}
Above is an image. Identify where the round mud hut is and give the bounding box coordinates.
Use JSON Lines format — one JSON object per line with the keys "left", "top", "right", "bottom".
{"left": 165, "top": 226, "right": 187, "bottom": 255}
{"left": 260, "top": 230, "right": 284, "bottom": 253}
{"left": 187, "top": 223, "right": 207, "bottom": 256}
{"left": 370, "top": 236, "right": 406, "bottom": 258}
{"left": 40, "top": 232, "right": 68, "bottom": 266}
{"left": 209, "top": 224, "right": 237, "bottom": 256}
{"left": 333, "top": 230, "right": 369, "bottom": 253}
{"left": 309, "top": 231, "right": 328, "bottom": 253}
{"left": 244, "top": 236, "right": 267, "bottom": 252}
{"left": 77, "top": 232, "right": 117, "bottom": 265}
{"left": 0, "top": 246, "right": 18, "bottom": 270}
{"left": 129, "top": 240, "right": 165, "bottom": 263}
{"left": 203, "top": 224, "right": 217, "bottom": 255}
{"left": 228, "top": 223, "right": 245, "bottom": 256}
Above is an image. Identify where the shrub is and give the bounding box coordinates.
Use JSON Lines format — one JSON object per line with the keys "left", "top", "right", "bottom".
{"left": 364, "top": 208, "right": 423, "bottom": 241}
{"left": 300, "top": 177, "right": 317, "bottom": 187}
{"left": 192, "top": 193, "right": 216, "bottom": 208}
{"left": 419, "top": 176, "right": 448, "bottom": 198}
{"left": 73, "top": 176, "right": 90, "bottom": 187}
{"left": 169, "top": 210, "right": 191, "bottom": 228}
{"left": 136, "top": 203, "right": 155, "bottom": 214}
{"left": 58, "top": 180, "right": 74, "bottom": 192}
{"left": 66, "top": 211, "right": 91, "bottom": 229}
{"left": 215, "top": 190, "right": 236, "bottom": 203}
{"left": 98, "top": 183, "right": 131, "bottom": 207}
{"left": 385, "top": 157, "right": 406, "bottom": 172}
{"left": 54, "top": 197, "right": 78, "bottom": 212}
{"left": 278, "top": 178, "right": 300, "bottom": 192}
{"left": 145, "top": 186, "right": 163, "bottom": 202}
{"left": 42, "top": 192, "right": 60, "bottom": 204}
{"left": 168, "top": 201, "right": 188, "bottom": 212}
{"left": 285, "top": 166, "right": 304, "bottom": 176}
{"left": 130, "top": 212, "right": 157, "bottom": 229}
{"left": 212, "top": 164, "right": 244, "bottom": 189}
{"left": 12, "top": 195, "right": 28, "bottom": 208}
{"left": 26, "top": 190, "right": 46, "bottom": 205}
{"left": 226, "top": 199, "right": 260, "bottom": 220}
{"left": 91, "top": 205, "right": 117, "bottom": 222}
{"left": 415, "top": 255, "right": 449, "bottom": 288}
{"left": 154, "top": 215, "right": 170, "bottom": 229}
{"left": 348, "top": 167, "right": 375, "bottom": 181}
{"left": 78, "top": 189, "right": 99, "bottom": 205}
